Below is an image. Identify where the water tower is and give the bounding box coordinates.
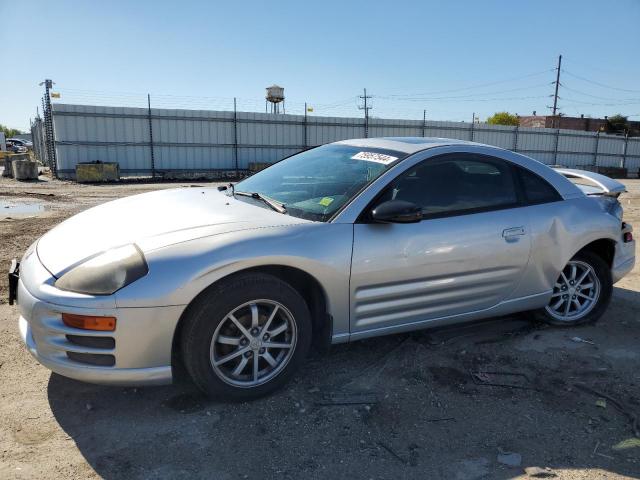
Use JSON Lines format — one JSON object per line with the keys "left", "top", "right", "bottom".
{"left": 265, "top": 85, "right": 285, "bottom": 114}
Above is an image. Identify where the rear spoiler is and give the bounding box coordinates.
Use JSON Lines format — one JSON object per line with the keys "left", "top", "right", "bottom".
{"left": 552, "top": 167, "right": 627, "bottom": 198}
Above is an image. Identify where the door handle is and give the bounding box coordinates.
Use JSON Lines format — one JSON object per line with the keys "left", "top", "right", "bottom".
{"left": 502, "top": 226, "right": 526, "bottom": 238}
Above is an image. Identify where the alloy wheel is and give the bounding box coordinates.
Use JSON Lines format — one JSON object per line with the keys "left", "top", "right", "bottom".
{"left": 210, "top": 299, "right": 297, "bottom": 387}
{"left": 545, "top": 260, "right": 601, "bottom": 322}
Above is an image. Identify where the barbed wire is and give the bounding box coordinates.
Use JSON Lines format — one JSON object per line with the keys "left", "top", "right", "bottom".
{"left": 49, "top": 58, "right": 640, "bottom": 122}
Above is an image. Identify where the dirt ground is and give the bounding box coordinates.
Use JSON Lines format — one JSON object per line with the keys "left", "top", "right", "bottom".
{"left": 1, "top": 174, "right": 640, "bottom": 480}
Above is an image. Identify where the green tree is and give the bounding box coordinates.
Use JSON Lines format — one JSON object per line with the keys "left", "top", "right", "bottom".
{"left": 0, "top": 124, "right": 24, "bottom": 138}
{"left": 486, "top": 112, "right": 520, "bottom": 126}
{"left": 606, "top": 114, "right": 628, "bottom": 134}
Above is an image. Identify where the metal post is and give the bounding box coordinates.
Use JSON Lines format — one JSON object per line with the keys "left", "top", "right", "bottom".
{"left": 233, "top": 97, "right": 239, "bottom": 178}
{"left": 147, "top": 94, "right": 155, "bottom": 179}
{"left": 553, "top": 128, "right": 560, "bottom": 165}
{"left": 304, "top": 102, "right": 308, "bottom": 148}
{"left": 422, "top": 110, "right": 426, "bottom": 137}
{"left": 513, "top": 125, "right": 519, "bottom": 152}
{"left": 621, "top": 132, "right": 629, "bottom": 169}
{"left": 593, "top": 131, "right": 600, "bottom": 167}
{"left": 470, "top": 113, "right": 475, "bottom": 141}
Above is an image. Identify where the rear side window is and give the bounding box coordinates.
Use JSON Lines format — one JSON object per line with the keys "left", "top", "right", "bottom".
{"left": 517, "top": 167, "right": 562, "bottom": 205}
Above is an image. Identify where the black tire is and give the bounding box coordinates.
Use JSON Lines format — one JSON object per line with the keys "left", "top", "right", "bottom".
{"left": 180, "top": 272, "right": 312, "bottom": 401}
{"left": 531, "top": 251, "right": 612, "bottom": 326}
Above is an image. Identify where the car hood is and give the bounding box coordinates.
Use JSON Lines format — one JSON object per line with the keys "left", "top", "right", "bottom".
{"left": 37, "top": 187, "right": 308, "bottom": 277}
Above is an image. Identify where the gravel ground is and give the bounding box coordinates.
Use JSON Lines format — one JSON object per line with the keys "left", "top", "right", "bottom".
{"left": 1, "top": 175, "right": 640, "bottom": 480}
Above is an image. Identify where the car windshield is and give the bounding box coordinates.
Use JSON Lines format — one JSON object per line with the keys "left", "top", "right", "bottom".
{"left": 233, "top": 144, "right": 406, "bottom": 221}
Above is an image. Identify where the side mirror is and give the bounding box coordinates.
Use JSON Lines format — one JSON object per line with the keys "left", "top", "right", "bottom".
{"left": 371, "top": 200, "right": 423, "bottom": 223}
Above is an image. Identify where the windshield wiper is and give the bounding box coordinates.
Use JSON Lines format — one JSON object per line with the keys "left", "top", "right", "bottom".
{"left": 234, "top": 191, "right": 287, "bottom": 214}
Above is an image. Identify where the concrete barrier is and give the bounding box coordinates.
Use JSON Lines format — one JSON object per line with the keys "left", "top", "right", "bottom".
{"left": 2, "top": 158, "right": 12, "bottom": 177}
{"left": 75, "top": 162, "right": 120, "bottom": 183}
{"left": 12, "top": 159, "right": 39, "bottom": 180}
{"left": 2, "top": 153, "right": 30, "bottom": 178}
{"left": 595, "top": 166, "right": 627, "bottom": 179}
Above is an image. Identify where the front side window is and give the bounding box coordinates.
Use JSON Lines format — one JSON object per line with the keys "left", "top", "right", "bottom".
{"left": 383, "top": 154, "right": 519, "bottom": 218}
{"left": 233, "top": 144, "right": 406, "bottom": 221}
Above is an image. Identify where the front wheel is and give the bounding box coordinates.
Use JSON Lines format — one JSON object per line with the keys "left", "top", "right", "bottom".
{"left": 180, "top": 273, "right": 312, "bottom": 401}
{"left": 532, "top": 251, "right": 612, "bottom": 326}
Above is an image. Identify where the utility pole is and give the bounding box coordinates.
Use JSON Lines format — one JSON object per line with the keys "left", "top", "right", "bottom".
{"left": 358, "top": 88, "right": 372, "bottom": 138}
{"left": 551, "top": 55, "right": 562, "bottom": 127}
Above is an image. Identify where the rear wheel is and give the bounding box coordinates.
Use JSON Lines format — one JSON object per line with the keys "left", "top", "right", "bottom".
{"left": 532, "top": 251, "right": 612, "bottom": 326}
{"left": 180, "top": 273, "right": 312, "bottom": 401}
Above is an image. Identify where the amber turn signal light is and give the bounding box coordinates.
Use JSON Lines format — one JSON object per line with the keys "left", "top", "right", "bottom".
{"left": 62, "top": 313, "right": 116, "bottom": 331}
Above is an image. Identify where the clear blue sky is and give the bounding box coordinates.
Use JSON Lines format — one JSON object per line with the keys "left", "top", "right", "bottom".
{"left": 2, "top": 0, "right": 640, "bottom": 131}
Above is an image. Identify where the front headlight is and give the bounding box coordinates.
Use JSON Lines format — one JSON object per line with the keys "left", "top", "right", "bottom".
{"left": 55, "top": 244, "right": 148, "bottom": 295}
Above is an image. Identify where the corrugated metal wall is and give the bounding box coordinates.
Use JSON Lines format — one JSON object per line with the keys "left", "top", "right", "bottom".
{"left": 30, "top": 118, "right": 47, "bottom": 165}
{"left": 52, "top": 103, "right": 640, "bottom": 178}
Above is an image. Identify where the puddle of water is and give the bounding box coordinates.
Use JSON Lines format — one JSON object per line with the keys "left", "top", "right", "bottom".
{"left": 0, "top": 200, "right": 45, "bottom": 216}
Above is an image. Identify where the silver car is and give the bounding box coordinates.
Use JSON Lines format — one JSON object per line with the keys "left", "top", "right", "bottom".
{"left": 11, "top": 137, "right": 636, "bottom": 401}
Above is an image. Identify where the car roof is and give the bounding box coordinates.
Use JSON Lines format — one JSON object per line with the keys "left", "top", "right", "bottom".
{"left": 335, "top": 137, "right": 485, "bottom": 154}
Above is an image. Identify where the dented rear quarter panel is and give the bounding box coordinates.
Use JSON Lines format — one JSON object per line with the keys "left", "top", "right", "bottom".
{"left": 512, "top": 196, "right": 621, "bottom": 299}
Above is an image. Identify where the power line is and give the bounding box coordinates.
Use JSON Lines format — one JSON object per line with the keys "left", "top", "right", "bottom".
{"left": 561, "top": 69, "right": 640, "bottom": 93}
{"left": 561, "top": 85, "right": 640, "bottom": 102}
{"left": 54, "top": 87, "right": 362, "bottom": 114}
{"left": 560, "top": 97, "right": 640, "bottom": 107}
{"left": 562, "top": 57, "right": 628, "bottom": 77}
{"left": 380, "top": 68, "right": 555, "bottom": 98}
{"left": 375, "top": 83, "right": 551, "bottom": 102}
{"left": 375, "top": 95, "right": 549, "bottom": 103}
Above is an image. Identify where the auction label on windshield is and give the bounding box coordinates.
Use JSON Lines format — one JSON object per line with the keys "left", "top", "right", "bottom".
{"left": 351, "top": 151, "right": 398, "bottom": 165}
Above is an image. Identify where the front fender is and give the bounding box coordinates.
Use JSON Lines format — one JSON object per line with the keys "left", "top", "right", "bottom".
{"left": 115, "top": 223, "right": 354, "bottom": 337}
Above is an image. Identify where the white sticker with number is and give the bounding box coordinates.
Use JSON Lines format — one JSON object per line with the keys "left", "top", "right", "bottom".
{"left": 351, "top": 151, "right": 398, "bottom": 165}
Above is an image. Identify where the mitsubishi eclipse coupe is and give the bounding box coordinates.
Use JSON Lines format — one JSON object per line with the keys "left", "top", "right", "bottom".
{"left": 11, "top": 137, "right": 635, "bottom": 401}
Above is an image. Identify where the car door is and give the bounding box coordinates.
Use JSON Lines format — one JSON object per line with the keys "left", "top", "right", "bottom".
{"left": 350, "top": 153, "right": 531, "bottom": 334}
